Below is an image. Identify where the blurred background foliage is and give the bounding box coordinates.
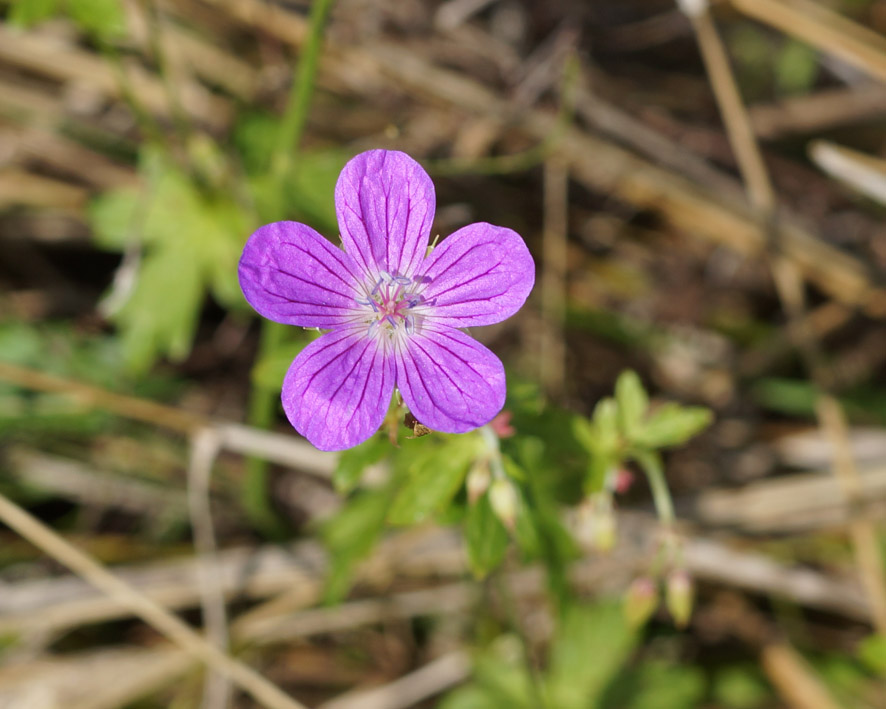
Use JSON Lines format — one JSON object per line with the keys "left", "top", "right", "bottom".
{"left": 3, "top": 0, "right": 886, "bottom": 707}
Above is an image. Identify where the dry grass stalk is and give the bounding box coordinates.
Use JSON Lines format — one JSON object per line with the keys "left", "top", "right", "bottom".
{"left": 729, "top": 0, "right": 886, "bottom": 84}
{"left": 186, "top": 428, "right": 232, "bottom": 709}
{"left": 0, "top": 491, "right": 309, "bottom": 709}
{"left": 809, "top": 140, "right": 886, "bottom": 205}
{"left": 0, "top": 169, "right": 88, "bottom": 210}
{"left": 0, "top": 23, "right": 230, "bottom": 129}
{"left": 696, "top": 463, "right": 886, "bottom": 533}
{"left": 539, "top": 158, "right": 568, "bottom": 396}
{"left": 682, "top": 0, "right": 886, "bottom": 636}
{"left": 316, "top": 651, "right": 470, "bottom": 709}
{"left": 750, "top": 85, "right": 886, "bottom": 139}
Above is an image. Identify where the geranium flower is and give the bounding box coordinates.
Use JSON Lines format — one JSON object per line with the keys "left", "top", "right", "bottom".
{"left": 238, "top": 149, "right": 535, "bottom": 451}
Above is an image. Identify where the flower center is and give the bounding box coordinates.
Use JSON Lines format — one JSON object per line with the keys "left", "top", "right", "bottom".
{"left": 356, "top": 271, "right": 423, "bottom": 338}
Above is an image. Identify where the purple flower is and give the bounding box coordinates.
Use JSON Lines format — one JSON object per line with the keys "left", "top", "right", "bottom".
{"left": 238, "top": 149, "right": 535, "bottom": 451}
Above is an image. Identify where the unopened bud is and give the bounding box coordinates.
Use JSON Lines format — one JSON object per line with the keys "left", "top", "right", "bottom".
{"left": 624, "top": 577, "right": 659, "bottom": 628}
{"left": 613, "top": 468, "right": 635, "bottom": 495}
{"left": 575, "top": 493, "right": 616, "bottom": 552}
{"left": 666, "top": 570, "right": 694, "bottom": 629}
{"left": 489, "top": 410, "right": 515, "bottom": 438}
{"left": 489, "top": 478, "right": 518, "bottom": 531}
{"left": 466, "top": 463, "right": 491, "bottom": 505}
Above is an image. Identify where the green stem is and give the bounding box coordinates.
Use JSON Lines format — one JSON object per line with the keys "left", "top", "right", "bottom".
{"left": 243, "top": 322, "right": 289, "bottom": 538}
{"left": 635, "top": 450, "right": 674, "bottom": 528}
{"left": 271, "top": 0, "right": 337, "bottom": 177}
{"left": 480, "top": 425, "right": 507, "bottom": 480}
{"left": 244, "top": 0, "right": 337, "bottom": 536}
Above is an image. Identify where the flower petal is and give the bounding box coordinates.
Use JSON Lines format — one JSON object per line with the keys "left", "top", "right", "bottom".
{"left": 417, "top": 222, "right": 534, "bottom": 327}
{"left": 335, "top": 150, "right": 434, "bottom": 280}
{"left": 239, "top": 221, "right": 362, "bottom": 328}
{"left": 395, "top": 325, "right": 505, "bottom": 433}
{"left": 282, "top": 328, "right": 395, "bottom": 451}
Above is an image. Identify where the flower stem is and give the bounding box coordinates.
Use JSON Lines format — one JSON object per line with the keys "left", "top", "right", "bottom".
{"left": 635, "top": 450, "right": 675, "bottom": 528}
{"left": 480, "top": 424, "right": 507, "bottom": 480}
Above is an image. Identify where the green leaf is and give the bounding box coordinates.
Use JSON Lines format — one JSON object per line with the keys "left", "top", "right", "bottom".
{"left": 334, "top": 435, "right": 390, "bottom": 494}
{"left": 8, "top": 0, "right": 60, "bottom": 27}
{"left": 286, "top": 150, "right": 349, "bottom": 232}
{"left": 859, "top": 633, "right": 886, "bottom": 676}
{"left": 592, "top": 397, "right": 619, "bottom": 453}
{"left": 613, "top": 662, "right": 705, "bottom": 709}
{"left": 233, "top": 111, "right": 281, "bottom": 174}
{"left": 712, "top": 666, "right": 771, "bottom": 708}
{"left": 89, "top": 189, "right": 141, "bottom": 250}
{"left": 615, "top": 370, "right": 648, "bottom": 440}
{"left": 465, "top": 493, "right": 508, "bottom": 578}
{"left": 545, "top": 602, "right": 638, "bottom": 709}
{"left": 579, "top": 400, "right": 621, "bottom": 493}
{"left": 752, "top": 378, "right": 818, "bottom": 417}
{"left": 387, "top": 437, "right": 479, "bottom": 525}
{"left": 776, "top": 39, "right": 818, "bottom": 96}
{"left": 91, "top": 148, "right": 249, "bottom": 372}
{"left": 471, "top": 639, "right": 535, "bottom": 707}
{"left": 250, "top": 335, "right": 309, "bottom": 390}
{"left": 438, "top": 685, "right": 505, "bottom": 709}
{"left": 572, "top": 416, "right": 596, "bottom": 453}
{"left": 632, "top": 404, "right": 712, "bottom": 449}
{"left": 321, "top": 488, "right": 391, "bottom": 602}
{"left": 67, "top": 0, "right": 126, "bottom": 40}
{"left": 113, "top": 238, "right": 204, "bottom": 372}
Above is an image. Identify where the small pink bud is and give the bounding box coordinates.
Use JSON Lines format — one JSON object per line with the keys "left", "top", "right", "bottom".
{"left": 666, "top": 569, "right": 694, "bottom": 629}
{"left": 624, "top": 576, "right": 659, "bottom": 628}
{"left": 489, "top": 478, "right": 518, "bottom": 531}
{"left": 466, "top": 463, "right": 491, "bottom": 505}
{"left": 613, "top": 468, "right": 635, "bottom": 494}
{"left": 489, "top": 410, "right": 516, "bottom": 438}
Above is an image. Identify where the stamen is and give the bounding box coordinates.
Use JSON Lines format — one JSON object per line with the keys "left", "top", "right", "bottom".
{"left": 358, "top": 270, "right": 424, "bottom": 338}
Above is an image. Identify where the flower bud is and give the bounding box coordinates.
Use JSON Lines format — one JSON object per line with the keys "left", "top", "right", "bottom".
{"left": 613, "top": 468, "right": 635, "bottom": 495}
{"left": 624, "top": 576, "right": 659, "bottom": 628}
{"left": 489, "top": 410, "right": 516, "bottom": 438}
{"left": 489, "top": 478, "right": 518, "bottom": 531}
{"left": 466, "top": 463, "right": 491, "bottom": 505}
{"left": 575, "top": 493, "right": 616, "bottom": 552}
{"left": 666, "top": 569, "right": 694, "bottom": 629}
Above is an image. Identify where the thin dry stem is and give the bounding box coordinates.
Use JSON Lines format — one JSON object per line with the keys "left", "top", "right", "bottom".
{"left": 187, "top": 428, "right": 232, "bottom": 709}
{"left": 539, "top": 158, "right": 569, "bottom": 396}
{"left": 0, "top": 491, "right": 308, "bottom": 709}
